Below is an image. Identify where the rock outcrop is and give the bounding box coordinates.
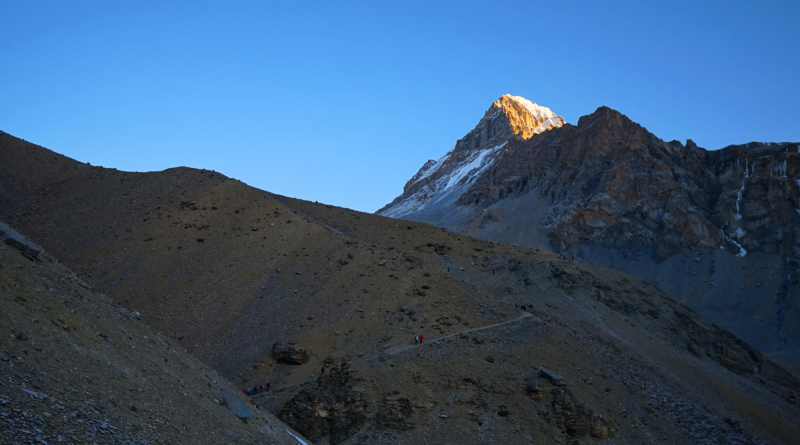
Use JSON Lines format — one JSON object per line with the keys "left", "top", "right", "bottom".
{"left": 278, "top": 364, "right": 368, "bottom": 444}
{"left": 272, "top": 341, "right": 310, "bottom": 364}
{"left": 0, "top": 221, "right": 40, "bottom": 259}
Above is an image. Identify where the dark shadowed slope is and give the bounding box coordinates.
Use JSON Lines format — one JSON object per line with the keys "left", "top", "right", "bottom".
{"left": 0, "top": 220, "right": 307, "bottom": 444}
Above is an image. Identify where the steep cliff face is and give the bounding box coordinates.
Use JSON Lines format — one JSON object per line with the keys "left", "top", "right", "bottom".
{"left": 379, "top": 98, "right": 800, "bottom": 366}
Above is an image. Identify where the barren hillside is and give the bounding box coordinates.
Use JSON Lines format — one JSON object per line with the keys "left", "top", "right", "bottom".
{"left": 0, "top": 221, "right": 307, "bottom": 444}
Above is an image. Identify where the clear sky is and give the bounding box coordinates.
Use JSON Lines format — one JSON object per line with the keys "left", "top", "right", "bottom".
{"left": 2, "top": 1, "right": 799, "bottom": 212}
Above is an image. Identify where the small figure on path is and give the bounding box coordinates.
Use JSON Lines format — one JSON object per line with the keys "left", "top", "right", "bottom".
{"left": 414, "top": 336, "right": 419, "bottom": 344}
{"left": 320, "top": 366, "right": 325, "bottom": 376}
{"left": 419, "top": 334, "right": 424, "bottom": 344}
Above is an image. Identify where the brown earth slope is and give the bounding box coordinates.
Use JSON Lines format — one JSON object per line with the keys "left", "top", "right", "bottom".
{"left": 1, "top": 130, "right": 800, "bottom": 444}
{"left": 0, "top": 221, "right": 307, "bottom": 444}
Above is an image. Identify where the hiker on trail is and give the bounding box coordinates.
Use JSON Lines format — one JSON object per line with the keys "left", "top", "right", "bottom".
{"left": 320, "top": 366, "right": 325, "bottom": 376}
{"left": 414, "top": 336, "right": 419, "bottom": 344}
{"left": 521, "top": 303, "right": 527, "bottom": 312}
{"left": 266, "top": 382, "right": 271, "bottom": 391}
{"left": 419, "top": 334, "right": 424, "bottom": 344}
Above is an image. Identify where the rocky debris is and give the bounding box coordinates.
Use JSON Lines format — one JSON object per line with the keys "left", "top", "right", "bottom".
{"left": 525, "top": 379, "right": 548, "bottom": 401}
{"left": 0, "top": 223, "right": 304, "bottom": 445}
{"left": 550, "top": 388, "right": 592, "bottom": 437}
{"left": 524, "top": 365, "right": 613, "bottom": 440}
{"left": 375, "top": 392, "right": 414, "bottom": 431}
{"left": 539, "top": 387, "right": 613, "bottom": 440}
{"left": 272, "top": 342, "right": 310, "bottom": 365}
{"left": 278, "top": 363, "right": 367, "bottom": 444}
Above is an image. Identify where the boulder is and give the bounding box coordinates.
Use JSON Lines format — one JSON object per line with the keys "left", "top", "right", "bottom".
{"left": 0, "top": 221, "right": 40, "bottom": 259}
{"left": 539, "top": 366, "right": 567, "bottom": 386}
{"left": 272, "top": 342, "right": 310, "bottom": 365}
{"left": 211, "top": 387, "right": 249, "bottom": 420}
{"left": 539, "top": 366, "right": 566, "bottom": 386}
{"left": 279, "top": 364, "right": 367, "bottom": 444}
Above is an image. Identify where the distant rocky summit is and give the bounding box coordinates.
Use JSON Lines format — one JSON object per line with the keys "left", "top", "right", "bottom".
{"left": 380, "top": 95, "right": 800, "bottom": 367}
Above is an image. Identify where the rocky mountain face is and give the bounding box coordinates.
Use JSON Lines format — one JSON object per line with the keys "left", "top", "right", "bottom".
{"left": 379, "top": 97, "right": 800, "bottom": 368}
{"left": 3, "top": 130, "right": 800, "bottom": 444}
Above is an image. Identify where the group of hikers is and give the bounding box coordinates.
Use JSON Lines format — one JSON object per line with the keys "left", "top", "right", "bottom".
{"left": 243, "top": 382, "right": 270, "bottom": 395}
{"left": 414, "top": 334, "right": 424, "bottom": 344}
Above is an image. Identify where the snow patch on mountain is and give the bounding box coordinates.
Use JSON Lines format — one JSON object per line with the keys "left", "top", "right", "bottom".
{"left": 380, "top": 143, "right": 507, "bottom": 218}
{"left": 498, "top": 95, "right": 565, "bottom": 137}
{"left": 723, "top": 231, "right": 748, "bottom": 257}
{"left": 411, "top": 147, "right": 453, "bottom": 185}
{"left": 445, "top": 143, "right": 505, "bottom": 190}
{"left": 735, "top": 180, "right": 745, "bottom": 220}
{"left": 505, "top": 95, "right": 564, "bottom": 134}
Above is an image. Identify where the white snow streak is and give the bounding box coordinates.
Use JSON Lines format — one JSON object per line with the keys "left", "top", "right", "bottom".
{"left": 381, "top": 143, "right": 508, "bottom": 217}
{"left": 414, "top": 148, "right": 453, "bottom": 184}
{"left": 770, "top": 160, "right": 787, "bottom": 178}
{"left": 796, "top": 178, "right": 800, "bottom": 217}
{"left": 735, "top": 180, "right": 745, "bottom": 221}
{"left": 444, "top": 142, "right": 506, "bottom": 190}
{"left": 723, "top": 231, "right": 748, "bottom": 257}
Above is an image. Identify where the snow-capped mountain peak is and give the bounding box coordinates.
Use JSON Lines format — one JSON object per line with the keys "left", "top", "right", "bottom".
{"left": 378, "top": 95, "right": 564, "bottom": 217}
{"left": 494, "top": 94, "right": 565, "bottom": 139}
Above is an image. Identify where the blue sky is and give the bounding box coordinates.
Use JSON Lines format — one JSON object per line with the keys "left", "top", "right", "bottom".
{"left": 2, "top": 1, "right": 798, "bottom": 212}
